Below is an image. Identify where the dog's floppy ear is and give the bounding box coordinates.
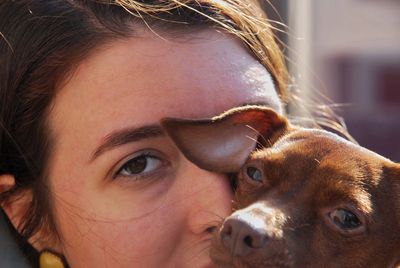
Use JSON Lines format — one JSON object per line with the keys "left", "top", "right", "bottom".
{"left": 161, "top": 106, "right": 289, "bottom": 173}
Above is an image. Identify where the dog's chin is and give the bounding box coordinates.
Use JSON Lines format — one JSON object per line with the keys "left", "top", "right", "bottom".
{"left": 210, "top": 244, "right": 294, "bottom": 268}
{"left": 210, "top": 256, "right": 294, "bottom": 268}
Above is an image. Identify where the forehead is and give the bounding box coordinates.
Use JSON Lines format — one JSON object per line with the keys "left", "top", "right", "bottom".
{"left": 50, "top": 29, "right": 281, "bottom": 130}
{"left": 46, "top": 29, "right": 281, "bottom": 173}
{"left": 270, "top": 129, "right": 383, "bottom": 163}
{"left": 250, "top": 129, "right": 385, "bottom": 209}
{"left": 266, "top": 129, "right": 385, "bottom": 177}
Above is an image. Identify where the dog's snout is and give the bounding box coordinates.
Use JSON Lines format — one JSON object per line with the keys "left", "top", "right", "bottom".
{"left": 221, "top": 215, "right": 269, "bottom": 256}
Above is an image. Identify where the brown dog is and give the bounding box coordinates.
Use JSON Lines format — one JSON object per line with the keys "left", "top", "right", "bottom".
{"left": 161, "top": 106, "right": 400, "bottom": 268}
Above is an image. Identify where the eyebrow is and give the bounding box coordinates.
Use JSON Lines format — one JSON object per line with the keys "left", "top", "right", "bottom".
{"left": 90, "top": 124, "right": 165, "bottom": 162}
{"left": 89, "top": 101, "right": 277, "bottom": 162}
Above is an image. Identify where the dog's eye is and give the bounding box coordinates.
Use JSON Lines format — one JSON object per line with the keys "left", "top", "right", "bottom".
{"left": 329, "top": 209, "right": 361, "bottom": 230}
{"left": 246, "top": 167, "right": 263, "bottom": 182}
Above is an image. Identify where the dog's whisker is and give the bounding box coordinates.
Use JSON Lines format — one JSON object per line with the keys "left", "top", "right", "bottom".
{"left": 188, "top": 238, "right": 210, "bottom": 249}
{"left": 190, "top": 222, "right": 219, "bottom": 232}
{"left": 197, "top": 244, "right": 211, "bottom": 256}
{"left": 164, "top": 106, "right": 400, "bottom": 267}
{"left": 245, "top": 124, "right": 268, "bottom": 148}
{"left": 245, "top": 134, "right": 265, "bottom": 150}
{"left": 282, "top": 223, "right": 311, "bottom": 232}
{"left": 198, "top": 210, "right": 226, "bottom": 221}
{"left": 185, "top": 239, "right": 212, "bottom": 263}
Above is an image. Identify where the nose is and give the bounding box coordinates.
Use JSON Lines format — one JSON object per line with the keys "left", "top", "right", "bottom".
{"left": 184, "top": 161, "right": 234, "bottom": 235}
{"left": 220, "top": 214, "right": 270, "bottom": 256}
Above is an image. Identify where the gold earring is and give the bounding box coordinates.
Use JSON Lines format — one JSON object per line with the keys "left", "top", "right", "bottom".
{"left": 39, "top": 250, "right": 66, "bottom": 268}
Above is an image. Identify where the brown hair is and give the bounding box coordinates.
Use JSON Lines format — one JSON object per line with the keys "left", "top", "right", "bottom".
{"left": 0, "top": 0, "right": 301, "bottom": 247}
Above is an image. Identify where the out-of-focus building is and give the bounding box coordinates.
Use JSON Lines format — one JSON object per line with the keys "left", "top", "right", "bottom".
{"left": 261, "top": 0, "right": 400, "bottom": 161}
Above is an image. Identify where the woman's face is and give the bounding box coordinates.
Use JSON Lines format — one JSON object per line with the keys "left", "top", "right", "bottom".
{"left": 47, "top": 29, "right": 282, "bottom": 267}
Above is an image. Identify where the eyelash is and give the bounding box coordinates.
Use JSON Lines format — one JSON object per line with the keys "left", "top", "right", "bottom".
{"left": 114, "top": 151, "right": 167, "bottom": 181}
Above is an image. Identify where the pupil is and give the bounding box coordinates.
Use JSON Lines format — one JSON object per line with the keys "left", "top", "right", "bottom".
{"left": 128, "top": 156, "right": 147, "bottom": 174}
{"left": 247, "top": 167, "right": 262, "bottom": 182}
{"left": 332, "top": 209, "right": 361, "bottom": 229}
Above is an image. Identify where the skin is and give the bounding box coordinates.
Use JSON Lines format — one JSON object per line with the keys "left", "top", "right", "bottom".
{"left": 4, "top": 28, "right": 282, "bottom": 267}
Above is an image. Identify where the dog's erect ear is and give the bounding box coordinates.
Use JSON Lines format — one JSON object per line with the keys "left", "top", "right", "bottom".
{"left": 161, "top": 106, "right": 289, "bottom": 173}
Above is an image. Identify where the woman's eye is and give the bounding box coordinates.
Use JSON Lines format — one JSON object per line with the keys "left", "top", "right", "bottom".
{"left": 246, "top": 166, "right": 263, "bottom": 182}
{"left": 329, "top": 208, "right": 362, "bottom": 230}
{"left": 116, "top": 153, "right": 164, "bottom": 179}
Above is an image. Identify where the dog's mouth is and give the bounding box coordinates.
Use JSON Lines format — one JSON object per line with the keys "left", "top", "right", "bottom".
{"left": 210, "top": 250, "right": 294, "bottom": 268}
{"left": 209, "top": 200, "right": 294, "bottom": 267}
{"left": 210, "top": 228, "right": 293, "bottom": 268}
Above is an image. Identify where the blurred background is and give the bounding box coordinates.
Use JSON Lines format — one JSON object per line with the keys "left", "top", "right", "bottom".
{"left": 260, "top": 0, "right": 400, "bottom": 161}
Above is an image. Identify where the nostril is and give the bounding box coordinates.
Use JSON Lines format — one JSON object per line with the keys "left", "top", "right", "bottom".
{"left": 222, "top": 223, "right": 232, "bottom": 236}
{"left": 220, "top": 221, "right": 234, "bottom": 249}
{"left": 245, "top": 229, "right": 268, "bottom": 249}
{"left": 206, "top": 226, "right": 216, "bottom": 234}
{"left": 243, "top": 235, "right": 253, "bottom": 247}
{"left": 220, "top": 222, "right": 233, "bottom": 248}
{"left": 220, "top": 217, "right": 270, "bottom": 257}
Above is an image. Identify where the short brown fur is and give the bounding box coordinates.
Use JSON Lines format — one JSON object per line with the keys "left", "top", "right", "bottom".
{"left": 161, "top": 106, "right": 400, "bottom": 268}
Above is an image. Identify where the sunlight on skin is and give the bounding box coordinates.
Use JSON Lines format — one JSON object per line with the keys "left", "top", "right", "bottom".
{"left": 45, "top": 28, "right": 282, "bottom": 268}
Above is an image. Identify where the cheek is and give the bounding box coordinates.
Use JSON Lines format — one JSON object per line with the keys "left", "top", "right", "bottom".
{"left": 48, "top": 165, "right": 205, "bottom": 266}
{"left": 48, "top": 172, "right": 186, "bottom": 265}
{"left": 54, "top": 199, "right": 184, "bottom": 266}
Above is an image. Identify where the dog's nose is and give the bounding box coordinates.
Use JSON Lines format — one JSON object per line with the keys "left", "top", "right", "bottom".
{"left": 220, "top": 215, "right": 269, "bottom": 256}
